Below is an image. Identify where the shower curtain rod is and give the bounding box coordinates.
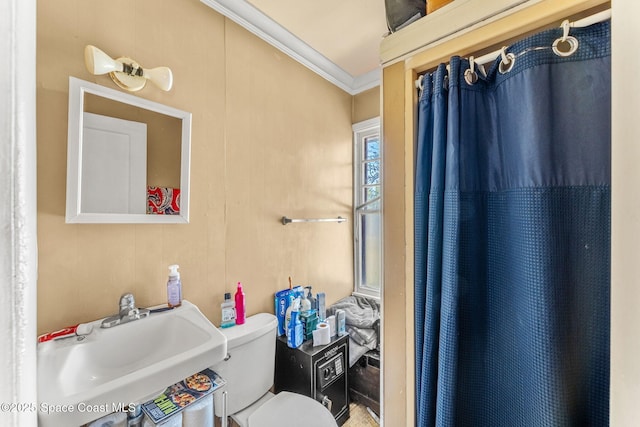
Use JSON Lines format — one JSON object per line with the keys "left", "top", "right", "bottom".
{"left": 414, "top": 7, "right": 611, "bottom": 88}
{"left": 474, "top": 8, "right": 611, "bottom": 65}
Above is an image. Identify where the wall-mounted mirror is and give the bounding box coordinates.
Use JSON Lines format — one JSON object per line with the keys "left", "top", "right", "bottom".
{"left": 66, "top": 77, "right": 191, "bottom": 223}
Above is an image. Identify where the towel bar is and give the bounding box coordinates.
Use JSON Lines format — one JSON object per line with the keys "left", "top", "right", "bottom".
{"left": 281, "top": 216, "right": 347, "bottom": 225}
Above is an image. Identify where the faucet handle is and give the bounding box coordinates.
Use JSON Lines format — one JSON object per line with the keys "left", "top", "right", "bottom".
{"left": 119, "top": 293, "right": 135, "bottom": 312}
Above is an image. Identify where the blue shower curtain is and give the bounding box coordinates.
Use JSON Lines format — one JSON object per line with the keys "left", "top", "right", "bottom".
{"left": 414, "top": 21, "right": 610, "bottom": 426}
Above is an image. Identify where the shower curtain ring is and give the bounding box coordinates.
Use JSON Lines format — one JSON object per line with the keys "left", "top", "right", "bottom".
{"left": 464, "top": 56, "right": 478, "bottom": 85}
{"left": 416, "top": 74, "right": 425, "bottom": 91}
{"left": 498, "top": 46, "right": 515, "bottom": 74}
{"left": 552, "top": 20, "right": 579, "bottom": 57}
{"left": 561, "top": 19, "right": 570, "bottom": 42}
{"left": 500, "top": 47, "right": 509, "bottom": 65}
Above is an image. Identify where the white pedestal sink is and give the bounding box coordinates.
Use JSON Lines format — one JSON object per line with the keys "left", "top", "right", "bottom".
{"left": 37, "top": 300, "right": 227, "bottom": 427}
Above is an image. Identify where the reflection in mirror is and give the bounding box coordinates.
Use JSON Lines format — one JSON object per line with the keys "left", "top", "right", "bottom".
{"left": 66, "top": 77, "right": 191, "bottom": 223}
{"left": 81, "top": 111, "right": 148, "bottom": 214}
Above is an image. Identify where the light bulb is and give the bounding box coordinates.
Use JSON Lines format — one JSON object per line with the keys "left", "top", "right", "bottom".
{"left": 84, "top": 45, "right": 123, "bottom": 75}
{"left": 143, "top": 67, "right": 173, "bottom": 91}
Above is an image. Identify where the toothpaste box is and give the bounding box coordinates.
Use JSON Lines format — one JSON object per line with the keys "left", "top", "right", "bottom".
{"left": 274, "top": 289, "right": 291, "bottom": 336}
{"left": 274, "top": 286, "right": 304, "bottom": 336}
{"left": 316, "top": 292, "right": 326, "bottom": 321}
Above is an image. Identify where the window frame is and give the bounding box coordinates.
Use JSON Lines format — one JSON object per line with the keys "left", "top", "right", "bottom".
{"left": 353, "top": 117, "right": 382, "bottom": 300}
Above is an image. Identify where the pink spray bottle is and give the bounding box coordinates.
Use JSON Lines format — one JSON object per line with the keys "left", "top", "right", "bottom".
{"left": 235, "top": 281, "right": 246, "bottom": 325}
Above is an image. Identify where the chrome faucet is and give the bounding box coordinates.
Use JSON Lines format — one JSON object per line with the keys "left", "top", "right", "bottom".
{"left": 101, "top": 293, "right": 150, "bottom": 328}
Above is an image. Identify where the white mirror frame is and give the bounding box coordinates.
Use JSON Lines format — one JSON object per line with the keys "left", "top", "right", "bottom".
{"left": 66, "top": 77, "right": 191, "bottom": 223}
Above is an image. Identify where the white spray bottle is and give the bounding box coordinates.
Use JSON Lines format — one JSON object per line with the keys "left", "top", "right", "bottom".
{"left": 167, "top": 264, "right": 182, "bottom": 308}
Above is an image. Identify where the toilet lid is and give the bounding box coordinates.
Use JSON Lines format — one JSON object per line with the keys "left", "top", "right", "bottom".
{"left": 248, "top": 391, "right": 338, "bottom": 427}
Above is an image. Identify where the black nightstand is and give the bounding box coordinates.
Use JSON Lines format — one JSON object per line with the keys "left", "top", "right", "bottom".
{"left": 274, "top": 333, "right": 350, "bottom": 425}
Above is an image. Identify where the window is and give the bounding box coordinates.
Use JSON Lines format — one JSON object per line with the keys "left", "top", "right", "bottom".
{"left": 353, "top": 117, "right": 381, "bottom": 299}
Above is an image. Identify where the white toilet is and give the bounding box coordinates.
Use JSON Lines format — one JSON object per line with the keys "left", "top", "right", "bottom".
{"left": 212, "top": 313, "right": 339, "bottom": 427}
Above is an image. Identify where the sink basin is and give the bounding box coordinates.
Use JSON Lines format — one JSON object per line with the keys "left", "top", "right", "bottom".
{"left": 38, "top": 300, "right": 227, "bottom": 426}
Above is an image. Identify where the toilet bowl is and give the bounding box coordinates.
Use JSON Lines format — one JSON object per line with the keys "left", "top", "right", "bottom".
{"left": 211, "top": 313, "right": 338, "bottom": 427}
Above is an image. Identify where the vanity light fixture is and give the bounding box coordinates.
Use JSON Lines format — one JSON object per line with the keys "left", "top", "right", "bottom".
{"left": 84, "top": 45, "right": 173, "bottom": 92}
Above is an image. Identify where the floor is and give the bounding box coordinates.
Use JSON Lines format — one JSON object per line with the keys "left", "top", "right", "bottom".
{"left": 343, "top": 402, "right": 379, "bottom": 427}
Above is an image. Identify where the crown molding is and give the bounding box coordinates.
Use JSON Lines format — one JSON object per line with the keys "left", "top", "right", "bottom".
{"left": 200, "top": 0, "right": 380, "bottom": 95}
{"left": 352, "top": 69, "right": 382, "bottom": 94}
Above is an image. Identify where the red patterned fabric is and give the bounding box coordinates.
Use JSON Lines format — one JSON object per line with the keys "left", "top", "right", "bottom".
{"left": 147, "top": 186, "right": 180, "bottom": 215}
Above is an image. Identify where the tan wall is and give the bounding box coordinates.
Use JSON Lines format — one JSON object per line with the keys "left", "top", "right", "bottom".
{"left": 382, "top": 62, "right": 411, "bottom": 426}
{"left": 352, "top": 86, "right": 381, "bottom": 123}
{"left": 36, "top": 0, "right": 354, "bottom": 335}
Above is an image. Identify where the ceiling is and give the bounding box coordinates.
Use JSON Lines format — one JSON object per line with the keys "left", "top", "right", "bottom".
{"left": 200, "top": 0, "right": 388, "bottom": 94}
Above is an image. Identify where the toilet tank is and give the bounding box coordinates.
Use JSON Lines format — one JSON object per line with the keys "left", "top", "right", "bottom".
{"left": 211, "top": 313, "right": 277, "bottom": 416}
